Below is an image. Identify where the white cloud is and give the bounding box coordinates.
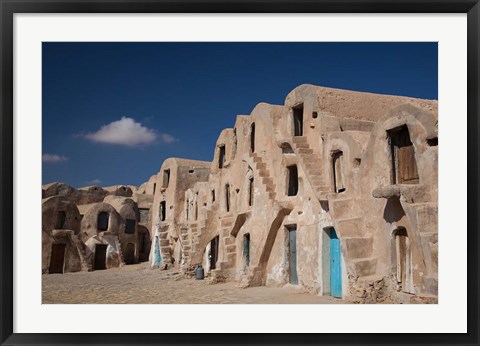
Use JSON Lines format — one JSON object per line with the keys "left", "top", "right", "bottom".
{"left": 83, "top": 116, "right": 174, "bottom": 146}
{"left": 159, "top": 133, "right": 177, "bottom": 144}
{"left": 85, "top": 179, "right": 102, "bottom": 185}
{"left": 42, "top": 154, "right": 68, "bottom": 163}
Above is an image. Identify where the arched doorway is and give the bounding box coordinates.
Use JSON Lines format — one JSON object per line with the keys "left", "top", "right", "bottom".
{"left": 138, "top": 227, "right": 151, "bottom": 262}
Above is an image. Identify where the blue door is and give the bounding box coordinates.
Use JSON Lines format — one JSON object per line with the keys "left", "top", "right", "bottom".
{"left": 330, "top": 229, "right": 342, "bottom": 298}
{"left": 289, "top": 228, "right": 298, "bottom": 285}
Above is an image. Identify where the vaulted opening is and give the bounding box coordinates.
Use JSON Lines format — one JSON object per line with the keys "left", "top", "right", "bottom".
{"left": 209, "top": 236, "right": 219, "bottom": 270}
{"left": 160, "top": 201, "right": 166, "bottom": 221}
{"left": 97, "top": 212, "right": 109, "bottom": 231}
{"left": 125, "top": 219, "right": 136, "bottom": 234}
{"left": 124, "top": 243, "right": 135, "bottom": 265}
{"left": 225, "top": 184, "right": 231, "bottom": 212}
{"left": 388, "top": 125, "right": 419, "bottom": 184}
{"left": 287, "top": 165, "right": 299, "bottom": 196}
{"left": 248, "top": 177, "right": 254, "bottom": 206}
{"left": 250, "top": 122, "right": 256, "bottom": 153}
{"left": 49, "top": 243, "right": 66, "bottom": 274}
{"left": 94, "top": 244, "right": 108, "bottom": 270}
{"left": 218, "top": 145, "right": 226, "bottom": 169}
{"left": 293, "top": 104, "right": 304, "bottom": 136}
{"left": 243, "top": 233, "right": 250, "bottom": 269}
{"left": 332, "top": 151, "right": 346, "bottom": 193}
{"left": 55, "top": 211, "right": 66, "bottom": 229}
{"left": 162, "top": 169, "right": 170, "bottom": 188}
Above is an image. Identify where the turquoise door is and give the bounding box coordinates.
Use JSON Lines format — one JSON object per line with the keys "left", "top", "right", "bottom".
{"left": 330, "top": 229, "right": 342, "bottom": 298}
{"left": 289, "top": 228, "right": 298, "bottom": 285}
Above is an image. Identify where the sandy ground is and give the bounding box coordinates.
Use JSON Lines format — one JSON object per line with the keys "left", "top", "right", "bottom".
{"left": 42, "top": 262, "right": 344, "bottom": 304}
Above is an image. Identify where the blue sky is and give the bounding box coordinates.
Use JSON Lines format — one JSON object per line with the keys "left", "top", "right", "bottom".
{"left": 42, "top": 42, "right": 437, "bottom": 188}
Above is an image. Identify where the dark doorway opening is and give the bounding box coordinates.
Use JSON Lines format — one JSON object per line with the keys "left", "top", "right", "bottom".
{"left": 250, "top": 123, "right": 255, "bottom": 153}
{"left": 163, "top": 169, "right": 170, "bottom": 188}
{"left": 288, "top": 227, "right": 298, "bottom": 285}
{"left": 388, "top": 125, "right": 419, "bottom": 184}
{"left": 248, "top": 177, "right": 254, "bottom": 206}
{"left": 243, "top": 233, "right": 250, "bottom": 268}
{"left": 97, "top": 212, "right": 109, "bottom": 231}
{"left": 225, "top": 184, "right": 230, "bottom": 212}
{"left": 49, "top": 243, "right": 66, "bottom": 274}
{"left": 94, "top": 244, "right": 108, "bottom": 270}
{"left": 160, "top": 201, "right": 166, "bottom": 221}
{"left": 209, "top": 236, "right": 219, "bottom": 270}
{"left": 125, "top": 219, "right": 136, "bottom": 234}
{"left": 218, "top": 145, "right": 226, "bottom": 169}
{"left": 55, "top": 211, "right": 66, "bottom": 229}
{"left": 287, "top": 165, "right": 299, "bottom": 196}
{"left": 138, "top": 229, "right": 151, "bottom": 262}
{"left": 332, "top": 151, "right": 346, "bottom": 193}
{"left": 293, "top": 104, "right": 304, "bottom": 136}
{"left": 124, "top": 243, "right": 135, "bottom": 265}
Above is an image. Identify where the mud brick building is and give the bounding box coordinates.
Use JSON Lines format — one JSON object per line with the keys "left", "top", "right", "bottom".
{"left": 42, "top": 84, "right": 438, "bottom": 303}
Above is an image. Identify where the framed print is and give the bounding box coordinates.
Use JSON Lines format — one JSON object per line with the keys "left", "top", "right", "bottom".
{"left": 1, "top": 1, "right": 479, "bottom": 345}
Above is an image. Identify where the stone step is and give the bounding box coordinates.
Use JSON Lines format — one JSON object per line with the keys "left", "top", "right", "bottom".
{"left": 224, "top": 237, "right": 235, "bottom": 245}
{"left": 256, "top": 162, "right": 266, "bottom": 170}
{"left": 343, "top": 237, "right": 373, "bottom": 259}
{"left": 336, "top": 217, "right": 363, "bottom": 237}
{"left": 226, "top": 244, "right": 236, "bottom": 254}
{"left": 297, "top": 148, "right": 313, "bottom": 154}
{"left": 330, "top": 198, "right": 360, "bottom": 220}
{"left": 292, "top": 136, "right": 308, "bottom": 143}
{"left": 352, "top": 257, "right": 377, "bottom": 277}
{"left": 307, "top": 169, "right": 322, "bottom": 175}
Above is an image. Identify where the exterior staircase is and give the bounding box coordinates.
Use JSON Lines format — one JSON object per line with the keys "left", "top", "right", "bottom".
{"left": 186, "top": 204, "right": 219, "bottom": 266}
{"left": 329, "top": 193, "right": 377, "bottom": 278}
{"left": 252, "top": 152, "right": 276, "bottom": 201}
{"left": 291, "top": 136, "right": 330, "bottom": 200}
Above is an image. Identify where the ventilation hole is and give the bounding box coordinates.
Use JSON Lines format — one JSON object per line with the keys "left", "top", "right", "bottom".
{"left": 312, "top": 112, "right": 318, "bottom": 119}
{"left": 427, "top": 137, "right": 438, "bottom": 146}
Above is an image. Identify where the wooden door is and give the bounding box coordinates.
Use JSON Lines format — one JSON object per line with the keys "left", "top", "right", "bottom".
{"left": 330, "top": 229, "right": 342, "bottom": 298}
{"left": 49, "top": 243, "right": 66, "bottom": 274}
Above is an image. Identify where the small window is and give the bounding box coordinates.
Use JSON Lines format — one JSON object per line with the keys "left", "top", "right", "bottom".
{"left": 125, "top": 219, "right": 136, "bottom": 234}
{"left": 211, "top": 190, "right": 215, "bottom": 203}
{"left": 163, "top": 169, "right": 170, "bottom": 188}
{"left": 248, "top": 177, "right": 254, "bottom": 206}
{"left": 55, "top": 211, "right": 66, "bottom": 229}
{"left": 194, "top": 193, "right": 198, "bottom": 221}
{"left": 225, "top": 184, "right": 230, "bottom": 212}
{"left": 218, "top": 145, "right": 226, "bottom": 169}
{"left": 243, "top": 233, "right": 250, "bottom": 268}
{"left": 293, "top": 104, "right": 304, "bottom": 136}
{"left": 332, "top": 151, "right": 346, "bottom": 193}
{"left": 160, "top": 201, "right": 166, "bottom": 221}
{"left": 153, "top": 183, "right": 157, "bottom": 195}
{"left": 185, "top": 199, "right": 189, "bottom": 221}
{"left": 427, "top": 137, "right": 438, "bottom": 146}
{"left": 388, "top": 125, "right": 419, "bottom": 184}
{"left": 97, "top": 212, "right": 109, "bottom": 231}
{"left": 287, "top": 165, "right": 299, "bottom": 196}
{"left": 312, "top": 111, "right": 318, "bottom": 119}
{"left": 189, "top": 169, "right": 195, "bottom": 174}
{"left": 250, "top": 123, "right": 255, "bottom": 153}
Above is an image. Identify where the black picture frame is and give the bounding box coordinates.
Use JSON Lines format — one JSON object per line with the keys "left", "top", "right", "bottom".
{"left": 0, "top": 1, "right": 478, "bottom": 345}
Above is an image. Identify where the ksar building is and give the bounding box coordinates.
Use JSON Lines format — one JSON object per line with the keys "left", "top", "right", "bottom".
{"left": 42, "top": 84, "right": 438, "bottom": 303}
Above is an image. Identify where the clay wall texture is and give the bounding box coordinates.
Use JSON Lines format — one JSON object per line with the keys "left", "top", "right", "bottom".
{"left": 42, "top": 84, "right": 437, "bottom": 303}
